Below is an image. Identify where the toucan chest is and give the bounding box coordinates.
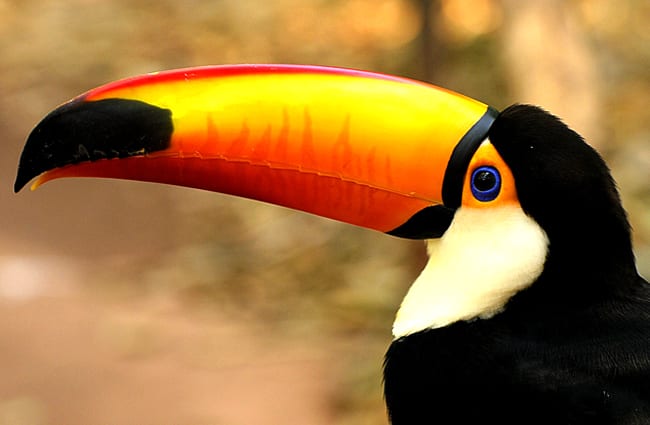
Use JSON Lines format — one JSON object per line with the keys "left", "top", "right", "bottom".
{"left": 383, "top": 313, "right": 650, "bottom": 425}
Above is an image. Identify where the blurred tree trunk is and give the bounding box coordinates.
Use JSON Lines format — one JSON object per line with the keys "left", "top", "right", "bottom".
{"left": 498, "top": 0, "right": 604, "bottom": 148}
{"left": 411, "top": 0, "right": 444, "bottom": 83}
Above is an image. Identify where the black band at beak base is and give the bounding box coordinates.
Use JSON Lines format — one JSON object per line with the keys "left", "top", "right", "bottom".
{"left": 386, "top": 205, "right": 456, "bottom": 239}
{"left": 441, "top": 106, "right": 499, "bottom": 209}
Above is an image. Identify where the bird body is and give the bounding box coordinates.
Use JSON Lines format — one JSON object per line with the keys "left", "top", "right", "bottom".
{"left": 386, "top": 286, "right": 650, "bottom": 425}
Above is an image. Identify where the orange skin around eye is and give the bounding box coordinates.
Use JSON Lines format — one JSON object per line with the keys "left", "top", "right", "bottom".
{"left": 461, "top": 140, "right": 519, "bottom": 209}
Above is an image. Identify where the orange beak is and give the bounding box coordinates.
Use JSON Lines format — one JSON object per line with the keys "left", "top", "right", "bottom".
{"left": 15, "top": 65, "right": 497, "bottom": 238}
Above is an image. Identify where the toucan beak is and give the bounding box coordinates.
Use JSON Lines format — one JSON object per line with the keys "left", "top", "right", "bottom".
{"left": 15, "top": 65, "right": 497, "bottom": 239}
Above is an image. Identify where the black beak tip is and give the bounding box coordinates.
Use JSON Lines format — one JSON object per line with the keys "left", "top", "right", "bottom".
{"left": 14, "top": 125, "right": 51, "bottom": 193}
{"left": 14, "top": 171, "right": 29, "bottom": 193}
{"left": 13, "top": 97, "right": 174, "bottom": 194}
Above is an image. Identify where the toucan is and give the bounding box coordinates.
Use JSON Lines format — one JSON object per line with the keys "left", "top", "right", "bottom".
{"left": 14, "top": 65, "right": 650, "bottom": 424}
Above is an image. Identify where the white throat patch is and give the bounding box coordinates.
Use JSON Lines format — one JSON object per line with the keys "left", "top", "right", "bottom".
{"left": 392, "top": 206, "right": 549, "bottom": 339}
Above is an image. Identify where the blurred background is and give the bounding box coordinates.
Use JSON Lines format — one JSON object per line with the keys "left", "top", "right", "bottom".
{"left": 0, "top": 0, "right": 648, "bottom": 424}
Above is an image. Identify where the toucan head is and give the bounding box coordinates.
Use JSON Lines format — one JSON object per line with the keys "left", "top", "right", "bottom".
{"left": 15, "top": 65, "right": 636, "bottom": 337}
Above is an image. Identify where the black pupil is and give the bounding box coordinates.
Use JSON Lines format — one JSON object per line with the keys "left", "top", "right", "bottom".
{"left": 474, "top": 170, "right": 496, "bottom": 192}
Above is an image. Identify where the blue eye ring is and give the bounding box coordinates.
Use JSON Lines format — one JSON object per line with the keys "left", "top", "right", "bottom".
{"left": 470, "top": 166, "right": 501, "bottom": 202}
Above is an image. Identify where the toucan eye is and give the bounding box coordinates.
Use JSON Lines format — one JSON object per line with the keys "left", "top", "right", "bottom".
{"left": 471, "top": 166, "right": 501, "bottom": 202}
